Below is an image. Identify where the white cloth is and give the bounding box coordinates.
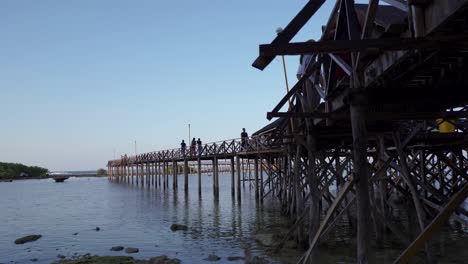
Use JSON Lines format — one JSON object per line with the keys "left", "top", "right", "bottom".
{"left": 297, "top": 54, "right": 313, "bottom": 80}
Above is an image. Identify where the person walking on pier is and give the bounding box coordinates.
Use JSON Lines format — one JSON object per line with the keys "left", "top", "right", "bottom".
{"left": 241, "top": 128, "right": 249, "bottom": 150}
{"left": 190, "top": 138, "right": 196, "bottom": 156}
{"left": 196, "top": 138, "right": 202, "bottom": 156}
{"left": 180, "top": 140, "right": 187, "bottom": 157}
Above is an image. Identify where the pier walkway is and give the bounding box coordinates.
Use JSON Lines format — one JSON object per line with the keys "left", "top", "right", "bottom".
{"left": 107, "top": 136, "right": 285, "bottom": 199}
{"left": 108, "top": 1, "right": 468, "bottom": 263}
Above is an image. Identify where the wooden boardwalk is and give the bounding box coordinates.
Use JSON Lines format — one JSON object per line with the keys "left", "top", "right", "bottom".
{"left": 108, "top": 1, "right": 468, "bottom": 263}
{"left": 108, "top": 137, "right": 285, "bottom": 199}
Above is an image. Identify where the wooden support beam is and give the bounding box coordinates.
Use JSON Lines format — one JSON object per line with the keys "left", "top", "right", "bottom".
{"left": 184, "top": 159, "right": 189, "bottom": 193}
{"left": 231, "top": 157, "right": 235, "bottom": 197}
{"left": 252, "top": 0, "right": 325, "bottom": 70}
{"left": 300, "top": 176, "right": 355, "bottom": 263}
{"left": 259, "top": 36, "right": 468, "bottom": 56}
{"left": 268, "top": 110, "right": 468, "bottom": 121}
{"left": 198, "top": 158, "right": 202, "bottom": 197}
{"left": 255, "top": 158, "right": 259, "bottom": 201}
{"left": 236, "top": 156, "right": 242, "bottom": 201}
{"left": 393, "top": 182, "right": 468, "bottom": 264}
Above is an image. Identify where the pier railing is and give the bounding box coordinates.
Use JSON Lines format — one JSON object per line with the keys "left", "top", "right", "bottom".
{"left": 108, "top": 136, "right": 284, "bottom": 166}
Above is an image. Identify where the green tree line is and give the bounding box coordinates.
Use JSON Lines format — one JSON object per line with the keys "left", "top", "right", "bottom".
{"left": 0, "top": 162, "right": 49, "bottom": 179}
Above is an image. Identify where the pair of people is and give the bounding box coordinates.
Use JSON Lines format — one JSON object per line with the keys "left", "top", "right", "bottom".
{"left": 181, "top": 138, "right": 202, "bottom": 156}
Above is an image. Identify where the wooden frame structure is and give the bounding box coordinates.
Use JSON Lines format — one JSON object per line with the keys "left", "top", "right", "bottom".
{"left": 107, "top": 1, "right": 468, "bottom": 263}
{"left": 251, "top": 0, "right": 468, "bottom": 263}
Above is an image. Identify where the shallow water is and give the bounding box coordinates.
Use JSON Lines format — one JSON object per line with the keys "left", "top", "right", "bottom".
{"left": 1, "top": 175, "right": 466, "bottom": 264}
{"left": 0, "top": 175, "right": 288, "bottom": 263}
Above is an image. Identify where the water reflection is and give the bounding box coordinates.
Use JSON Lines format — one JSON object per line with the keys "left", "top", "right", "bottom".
{"left": 1, "top": 175, "right": 467, "bottom": 264}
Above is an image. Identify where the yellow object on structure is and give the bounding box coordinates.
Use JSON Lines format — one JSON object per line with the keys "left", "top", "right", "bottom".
{"left": 436, "top": 118, "right": 456, "bottom": 133}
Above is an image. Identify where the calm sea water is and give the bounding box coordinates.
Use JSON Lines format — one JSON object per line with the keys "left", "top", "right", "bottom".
{"left": 1, "top": 175, "right": 466, "bottom": 264}
{"left": 0, "top": 174, "right": 287, "bottom": 264}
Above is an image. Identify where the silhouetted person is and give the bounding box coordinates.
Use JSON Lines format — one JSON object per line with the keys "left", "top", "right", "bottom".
{"left": 197, "top": 138, "right": 202, "bottom": 156}
{"left": 241, "top": 128, "right": 249, "bottom": 150}
{"left": 190, "top": 138, "right": 196, "bottom": 156}
{"left": 181, "top": 140, "right": 186, "bottom": 157}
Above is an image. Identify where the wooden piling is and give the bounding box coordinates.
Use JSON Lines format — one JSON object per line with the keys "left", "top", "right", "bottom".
{"left": 184, "top": 159, "right": 189, "bottom": 193}
{"left": 254, "top": 158, "right": 259, "bottom": 200}
{"left": 236, "top": 156, "right": 241, "bottom": 200}
{"left": 231, "top": 157, "right": 235, "bottom": 197}
{"left": 198, "top": 158, "right": 202, "bottom": 196}
{"left": 260, "top": 157, "right": 264, "bottom": 201}
{"left": 350, "top": 98, "right": 371, "bottom": 263}
{"left": 173, "top": 161, "right": 177, "bottom": 190}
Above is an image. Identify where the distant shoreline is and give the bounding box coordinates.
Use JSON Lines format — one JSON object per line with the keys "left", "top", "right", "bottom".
{"left": 0, "top": 174, "right": 107, "bottom": 182}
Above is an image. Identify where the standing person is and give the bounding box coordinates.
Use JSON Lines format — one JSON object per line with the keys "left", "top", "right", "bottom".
{"left": 181, "top": 140, "right": 187, "bottom": 157}
{"left": 196, "top": 138, "right": 202, "bottom": 156}
{"left": 190, "top": 138, "right": 196, "bottom": 156}
{"left": 241, "top": 128, "right": 249, "bottom": 150}
{"left": 296, "top": 39, "right": 321, "bottom": 112}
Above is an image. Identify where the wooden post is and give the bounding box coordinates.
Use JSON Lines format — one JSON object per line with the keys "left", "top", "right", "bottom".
{"left": 254, "top": 158, "right": 259, "bottom": 201}
{"left": 198, "top": 158, "right": 202, "bottom": 196}
{"left": 184, "top": 159, "right": 189, "bottom": 193}
{"left": 163, "top": 162, "right": 167, "bottom": 190}
{"left": 173, "top": 161, "right": 177, "bottom": 190}
{"left": 158, "top": 162, "right": 162, "bottom": 188}
{"left": 141, "top": 164, "right": 144, "bottom": 186}
{"left": 350, "top": 95, "right": 371, "bottom": 263}
{"left": 260, "top": 157, "right": 264, "bottom": 201}
{"left": 231, "top": 157, "right": 235, "bottom": 197}
{"left": 236, "top": 156, "right": 241, "bottom": 201}
{"left": 212, "top": 158, "right": 218, "bottom": 198}
{"left": 136, "top": 164, "right": 139, "bottom": 186}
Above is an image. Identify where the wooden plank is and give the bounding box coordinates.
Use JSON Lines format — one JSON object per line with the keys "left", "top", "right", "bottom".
{"left": 300, "top": 176, "right": 355, "bottom": 263}
{"left": 252, "top": 0, "right": 325, "bottom": 70}
{"left": 259, "top": 36, "right": 468, "bottom": 56}
{"left": 267, "top": 55, "right": 326, "bottom": 120}
{"left": 393, "top": 182, "right": 468, "bottom": 264}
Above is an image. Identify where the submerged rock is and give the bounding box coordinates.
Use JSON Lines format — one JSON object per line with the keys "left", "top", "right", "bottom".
{"left": 51, "top": 254, "right": 181, "bottom": 264}
{"left": 52, "top": 255, "right": 135, "bottom": 264}
{"left": 110, "top": 246, "right": 124, "bottom": 251}
{"left": 148, "top": 255, "right": 181, "bottom": 264}
{"left": 246, "top": 256, "right": 269, "bottom": 264}
{"left": 14, "top": 235, "right": 42, "bottom": 244}
{"left": 227, "top": 256, "right": 245, "bottom": 261}
{"left": 125, "top": 247, "right": 139, "bottom": 254}
{"left": 252, "top": 233, "right": 274, "bottom": 247}
{"left": 170, "top": 224, "right": 188, "bottom": 231}
{"left": 205, "top": 254, "right": 221, "bottom": 261}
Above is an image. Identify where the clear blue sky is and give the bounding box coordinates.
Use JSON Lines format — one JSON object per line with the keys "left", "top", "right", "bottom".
{"left": 0, "top": 0, "right": 363, "bottom": 171}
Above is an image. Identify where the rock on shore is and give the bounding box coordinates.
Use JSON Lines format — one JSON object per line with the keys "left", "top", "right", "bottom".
{"left": 52, "top": 255, "right": 181, "bottom": 264}
{"left": 205, "top": 254, "right": 221, "bottom": 261}
{"left": 14, "top": 235, "right": 42, "bottom": 244}
{"left": 110, "top": 246, "right": 124, "bottom": 251}
{"left": 125, "top": 247, "right": 139, "bottom": 254}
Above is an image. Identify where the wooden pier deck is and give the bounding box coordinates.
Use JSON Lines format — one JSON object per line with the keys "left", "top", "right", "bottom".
{"left": 108, "top": 1, "right": 468, "bottom": 263}
{"left": 107, "top": 137, "right": 285, "bottom": 199}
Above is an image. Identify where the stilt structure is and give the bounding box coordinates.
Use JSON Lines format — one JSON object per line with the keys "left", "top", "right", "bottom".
{"left": 250, "top": 0, "right": 468, "bottom": 263}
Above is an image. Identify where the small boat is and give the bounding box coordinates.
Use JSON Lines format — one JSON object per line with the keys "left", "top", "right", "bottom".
{"left": 53, "top": 176, "right": 69, "bottom": 182}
